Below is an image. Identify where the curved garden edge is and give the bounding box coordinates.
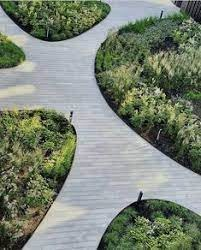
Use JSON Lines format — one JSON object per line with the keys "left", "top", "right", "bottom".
{"left": 95, "top": 12, "right": 201, "bottom": 177}
{"left": 0, "top": 1, "right": 111, "bottom": 42}
{"left": 98, "top": 199, "right": 201, "bottom": 249}
{"left": 0, "top": 109, "right": 77, "bottom": 249}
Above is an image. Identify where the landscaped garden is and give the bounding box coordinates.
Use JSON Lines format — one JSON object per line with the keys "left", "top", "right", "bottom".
{"left": 96, "top": 13, "right": 201, "bottom": 175}
{"left": 99, "top": 200, "right": 201, "bottom": 250}
{"left": 0, "top": 1, "right": 201, "bottom": 249}
{"left": 0, "top": 32, "right": 25, "bottom": 68}
{"left": 1, "top": 1, "right": 110, "bottom": 41}
{"left": 0, "top": 109, "right": 76, "bottom": 249}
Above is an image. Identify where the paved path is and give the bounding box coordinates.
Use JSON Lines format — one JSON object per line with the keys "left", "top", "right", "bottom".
{"left": 0, "top": 1, "right": 201, "bottom": 249}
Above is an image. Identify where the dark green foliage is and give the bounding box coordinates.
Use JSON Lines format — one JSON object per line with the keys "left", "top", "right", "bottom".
{"left": 99, "top": 200, "right": 201, "bottom": 250}
{"left": 185, "top": 91, "right": 201, "bottom": 101}
{"left": 0, "top": 109, "right": 76, "bottom": 249}
{"left": 0, "top": 33, "right": 25, "bottom": 68}
{"left": 96, "top": 14, "right": 201, "bottom": 174}
{"left": 0, "top": 0, "right": 17, "bottom": 13}
{"left": 1, "top": 1, "right": 110, "bottom": 41}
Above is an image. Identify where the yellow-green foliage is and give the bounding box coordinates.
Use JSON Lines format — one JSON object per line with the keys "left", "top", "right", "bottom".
{"left": 0, "top": 109, "right": 76, "bottom": 248}
{"left": 145, "top": 46, "right": 201, "bottom": 92}
{"left": 44, "top": 133, "right": 76, "bottom": 180}
{"left": 1, "top": 1, "right": 110, "bottom": 41}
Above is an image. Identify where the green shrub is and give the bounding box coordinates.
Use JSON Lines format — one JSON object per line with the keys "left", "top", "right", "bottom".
{"left": 1, "top": 1, "right": 110, "bottom": 41}
{"left": 99, "top": 200, "right": 201, "bottom": 250}
{"left": 144, "top": 46, "right": 201, "bottom": 93}
{"left": 97, "top": 64, "right": 143, "bottom": 105}
{"left": 0, "top": 109, "right": 76, "bottom": 248}
{"left": 173, "top": 19, "right": 201, "bottom": 48}
{"left": 96, "top": 13, "right": 201, "bottom": 174}
{"left": 24, "top": 172, "right": 54, "bottom": 208}
{"left": 43, "top": 133, "right": 76, "bottom": 180}
{"left": 119, "top": 82, "right": 201, "bottom": 172}
{"left": 0, "top": 33, "right": 25, "bottom": 68}
{"left": 185, "top": 91, "right": 201, "bottom": 101}
{"left": 0, "top": 220, "right": 22, "bottom": 249}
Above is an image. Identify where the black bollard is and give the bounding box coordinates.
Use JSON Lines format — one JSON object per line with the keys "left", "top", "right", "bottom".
{"left": 160, "top": 10, "right": 164, "bottom": 20}
{"left": 137, "top": 191, "right": 143, "bottom": 202}
{"left": 69, "top": 111, "right": 73, "bottom": 124}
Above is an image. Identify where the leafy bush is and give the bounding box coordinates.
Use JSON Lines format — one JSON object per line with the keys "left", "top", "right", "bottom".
{"left": 185, "top": 91, "right": 201, "bottom": 101}
{"left": 0, "top": 33, "right": 25, "bottom": 68}
{"left": 99, "top": 200, "right": 201, "bottom": 250}
{"left": 96, "top": 14, "right": 201, "bottom": 174}
{"left": 0, "top": 109, "right": 76, "bottom": 249}
{"left": 1, "top": 1, "right": 110, "bottom": 41}
{"left": 43, "top": 134, "right": 76, "bottom": 180}
{"left": 144, "top": 46, "right": 201, "bottom": 94}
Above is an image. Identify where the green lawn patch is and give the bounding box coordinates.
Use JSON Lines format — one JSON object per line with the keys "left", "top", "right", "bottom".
{"left": 99, "top": 200, "right": 201, "bottom": 250}
{"left": 1, "top": 1, "right": 110, "bottom": 41}
{"left": 0, "top": 109, "right": 76, "bottom": 249}
{"left": 96, "top": 13, "right": 201, "bottom": 175}
{"left": 0, "top": 33, "right": 25, "bottom": 68}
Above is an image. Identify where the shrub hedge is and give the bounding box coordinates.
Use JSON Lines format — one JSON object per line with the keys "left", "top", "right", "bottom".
{"left": 96, "top": 13, "right": 201, "bottom": 174}
{"left": 0, "top": 109, "right": 76, "bottom": 249}
{"left": 1, "top": 1, "right": 110, "bottom": 41}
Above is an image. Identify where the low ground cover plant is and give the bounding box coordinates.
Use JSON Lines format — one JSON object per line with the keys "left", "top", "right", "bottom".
{"left": 96, "top": 13, "right": 201, "bottom": 174}
{"left": 0, "top": 33, "right": 25, "bottom": 68}
{"left": 99, "top": 200, "right": 201, "bottom": 250}
{"left": 1, "top": 1, "right": 110, "bottom": 41}
{"left": 0, "top": 109, "right": 76, "bottom": 249}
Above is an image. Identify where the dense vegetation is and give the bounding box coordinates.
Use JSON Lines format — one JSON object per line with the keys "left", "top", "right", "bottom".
{"left": 96, "top": 13, "right": 201, "bottom": 174}
{"left": 99, "top": 200, "right": 201, "bottom": 250}
{"left": 0, "top": 109, "right": 76, "bottom": 249}
{"left": 0, "top": 33, "right": 25, "bottom": 68}
{"left": 1, "top": 1, "right": 110, "bottom": 41}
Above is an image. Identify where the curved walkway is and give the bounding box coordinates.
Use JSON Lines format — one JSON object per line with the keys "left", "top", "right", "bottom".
{"left": 0, "top": 1, "right": 201, "bottom": 249}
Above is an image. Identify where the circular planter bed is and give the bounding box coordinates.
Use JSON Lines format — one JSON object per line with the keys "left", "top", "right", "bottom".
{"left": 0, "top": 32, "right": 25, "bottom": 68}
{"left": 96, "top": 13, "right": 201, "bottom": 175}
{"left": 99, "top": 200, "right": 201, "bottom": 249}
{"left": 0, "top": 109, "right": 76, "bottom": 249}
{"left": 1, "top": 1, "right": 111, "bottom": 41}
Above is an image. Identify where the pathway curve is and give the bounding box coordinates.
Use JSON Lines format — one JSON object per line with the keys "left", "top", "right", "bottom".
{"left": 0, "top": 1, "right": 201, "bottom": 249}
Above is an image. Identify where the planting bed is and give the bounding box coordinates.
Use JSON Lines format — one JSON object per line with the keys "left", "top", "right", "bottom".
{"left": 1, "top": 1, "right": 110, "bottom": 41}
{"left": 96, "top": 13, "right": 201, "bottom": 175}
{"left": 99, "top": 200, "right": 201, "bottom": 250}
{"left": 0, "top": 109, "right": 76, "bottom": 249}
